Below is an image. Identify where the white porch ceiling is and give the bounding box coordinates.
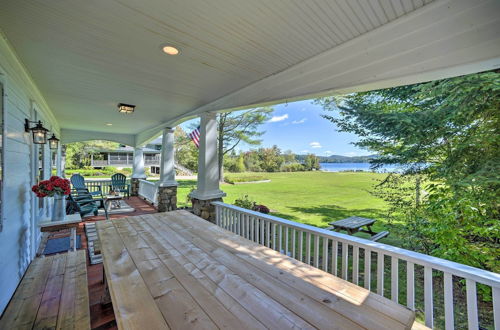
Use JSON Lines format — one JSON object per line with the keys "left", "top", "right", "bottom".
{"left": 1, "top": 0, "right": 499, "bottom": 146}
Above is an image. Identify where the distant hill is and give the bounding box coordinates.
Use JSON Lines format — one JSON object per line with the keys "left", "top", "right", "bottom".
{"left": 297, "top": 154, "right": 378, "bottom": 163}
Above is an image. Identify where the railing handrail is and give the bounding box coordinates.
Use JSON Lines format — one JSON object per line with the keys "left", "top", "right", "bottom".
{"left": 212, "top": 202, "right": 500, "bottom": 288}
{"left": 138, "top": 179, "right": 156, "bottom": 186}
{"left": 138, "top": 179, "right": 158, "bottom": 204}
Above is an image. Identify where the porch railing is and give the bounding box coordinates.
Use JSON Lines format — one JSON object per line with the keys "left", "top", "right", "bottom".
{"left": 82, "top": 178, "right": 130, "bottom": 195}
{"left": 212, "top": 202, "right": 500, "bottom": 330}
{"left": 138, "top": 179, "right": 157, "bottom": 204}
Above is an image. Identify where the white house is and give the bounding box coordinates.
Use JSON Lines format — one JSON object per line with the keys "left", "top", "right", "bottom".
{"left": 0, "top": 0, "right": 499, "bottom": 328}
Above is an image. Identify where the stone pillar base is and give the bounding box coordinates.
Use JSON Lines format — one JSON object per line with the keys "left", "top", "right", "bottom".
{"left": 157, "top": 186, "right": 177, "bottom": 212}
{"left": 191, "top": 197, "right": 223, "bottom": 223}
{"left": 130, "top": 178, "right": 144, "bottom": 196}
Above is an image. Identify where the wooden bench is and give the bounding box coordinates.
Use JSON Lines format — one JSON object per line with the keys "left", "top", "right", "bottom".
{"left": 0, "top": 250, "right": 90, "bottom": 329}
{"left": 370, "top": 230, "right": 390, "bottom": 241}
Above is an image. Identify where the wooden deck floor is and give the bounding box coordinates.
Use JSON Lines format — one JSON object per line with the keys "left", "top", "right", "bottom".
{"left": 42, "top": 197, "right": 157, "bottom": 329}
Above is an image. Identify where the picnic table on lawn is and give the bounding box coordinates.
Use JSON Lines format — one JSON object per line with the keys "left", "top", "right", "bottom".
{"left": 329, "top": 216, "right": 389, "bottom": 241}
{"left": 96, "top": 211, "right": 413, "bottom": 329}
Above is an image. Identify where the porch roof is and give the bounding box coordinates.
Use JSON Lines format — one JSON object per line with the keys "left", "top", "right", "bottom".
{"left": 1, "top": 0, "right": 499, "bottom": 146}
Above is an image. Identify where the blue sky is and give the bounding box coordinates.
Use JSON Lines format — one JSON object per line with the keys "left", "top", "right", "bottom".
{"left": 181, "top": 99, "right": 372, "bottom": 157}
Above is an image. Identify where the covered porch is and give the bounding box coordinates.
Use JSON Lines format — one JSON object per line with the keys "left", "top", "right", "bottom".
{"left": 1, "top": 0, "right": 500, "bottom": 329}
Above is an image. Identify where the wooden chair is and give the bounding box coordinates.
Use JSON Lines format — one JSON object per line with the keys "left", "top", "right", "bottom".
{"left": 111, "top": 173, "right": 130, "bottom": 198}
{"left": 70, "top": 173, "right": 103, "bottom": 198}
{"left": 70, "top": 189, "right": 108, "bottom": 219}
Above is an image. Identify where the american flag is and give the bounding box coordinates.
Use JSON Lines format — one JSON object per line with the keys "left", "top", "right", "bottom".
{"left": 188, "top": 126, "right": 201, "bottom": 148}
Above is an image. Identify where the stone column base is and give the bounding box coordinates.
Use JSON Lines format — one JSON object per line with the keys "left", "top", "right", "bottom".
{"left": 191, "top": 197, "right": 223, "bottom": 223}
{"left": 157, "top": 186, "right": 177, "bottom": 212}
{"left": 130, "top": 178, "right": 145, "bottom": 196}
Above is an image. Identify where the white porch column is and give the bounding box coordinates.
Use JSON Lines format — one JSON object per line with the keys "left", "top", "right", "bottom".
{"left": 190, "top": 112, "right": 225, "bottom": 221}
{"left": 158, "top": 128, "right": 178, "bottom": 187}
{"left": 131, "top": 146, "right": 146, "bottom": 196}
{"left": 157, "top": 128, "right": 178, "bottom": 212}
{"left": 55, "top": 144, "right": 63, "bottom": 176}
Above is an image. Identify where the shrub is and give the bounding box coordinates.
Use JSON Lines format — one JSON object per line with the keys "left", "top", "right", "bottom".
{"left": 224, "top": 175, "right": 268, "bottom": 184}
{"left": 253, "top": 204, "right": 270, "bottom": 214}
{"left": 281, "top": 163, "right": 305, "bottom": 172}
{"left": 234, "top": 195, "right": 254, "bottom": 210}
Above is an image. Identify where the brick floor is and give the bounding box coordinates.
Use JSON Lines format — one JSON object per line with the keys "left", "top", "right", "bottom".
{"left": 43, "top": 197, "right": 157, "bottom": 329}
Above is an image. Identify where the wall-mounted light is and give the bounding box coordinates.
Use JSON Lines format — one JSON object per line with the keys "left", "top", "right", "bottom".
{"left": 48, "top": 134, "right": 60, "bottom": 150}
{"left": 25, "top": 119, "right": 49, "bottom": 144}
{"left": 25, "top": 119, "right": 60, "bottom": 149}
{"left": 117, "top": 103, "right": 135, "bottom": 114}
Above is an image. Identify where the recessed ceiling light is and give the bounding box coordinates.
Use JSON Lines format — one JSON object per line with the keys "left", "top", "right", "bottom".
{"left": 162, "top": 45, "right": 180, "bottom": 55}
{"left": 105, "top": 123, "right": 113, "bottom": 126}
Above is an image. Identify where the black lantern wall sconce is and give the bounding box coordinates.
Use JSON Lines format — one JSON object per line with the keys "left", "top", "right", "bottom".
{"left": 25, "top": 119, "right": 59, "bottom": 150}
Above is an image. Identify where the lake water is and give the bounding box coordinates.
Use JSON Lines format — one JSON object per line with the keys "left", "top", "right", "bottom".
{"left": 320, "top": 162, "right": 400, "bottom": 173}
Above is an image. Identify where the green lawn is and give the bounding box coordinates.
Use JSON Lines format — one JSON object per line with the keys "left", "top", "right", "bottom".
{"left": 177, "top": 171, "right": 402, "bottom": 245}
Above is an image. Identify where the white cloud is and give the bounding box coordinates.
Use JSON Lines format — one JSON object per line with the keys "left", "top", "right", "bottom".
{"left": 301, "top": 149, "right": 309, "bottom": 153}
{"left": 292, "top": 118, "right": 307, "bottom": 124}
{"left": 324, "top": 150, "right": 333, "bottom": 155}
{"left": 268, "top": 114, "right": 289, "bottom": 123}
{"left": 309, "top": 142, "right": 322, "bottom": 149}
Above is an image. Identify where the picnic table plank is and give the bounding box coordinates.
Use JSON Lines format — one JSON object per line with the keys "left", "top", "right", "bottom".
{"left": 96, "top": 221, "right": 169, "bottom": 330}
{"left": 33, "top": 253, "right": 67, "bottom": 329}
{"left": 330, "top": 216, "right": 375, "bottom": 229}
{"left": 0, "top": 251, "right": 90, "bottom": 330}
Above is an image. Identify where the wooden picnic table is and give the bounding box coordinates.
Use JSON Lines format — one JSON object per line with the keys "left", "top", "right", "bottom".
{"left": 329, "top": 216, "right": 389, "bottom": 241}
{"left": 330, "top": 216, "right": 377, "bottom": 235}
{"left": 96, "top": 211, "right": 414, "bottom": 329}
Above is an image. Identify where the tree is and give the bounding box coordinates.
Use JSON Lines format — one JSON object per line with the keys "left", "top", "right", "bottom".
{"left": 65, "top": 140, "right": 119, "bottom": 169}
{"left": 303, "top": 154, "right": 320, "bottom": 171}
{"left": 259, "top": 145, "right": 284, "bottom": 172}
{"left": 317, "top": 71, "right": 500, "bottom": 273}
{"left": 174, "top": 126, "right": 198, "bottom": 171}
{"left": 217, "top": 107, "right": 273, "bottom": 181}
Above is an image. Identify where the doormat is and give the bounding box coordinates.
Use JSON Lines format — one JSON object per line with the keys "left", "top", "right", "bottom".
{"left": 43, "top": 235, "right": 81, "bottom": 255}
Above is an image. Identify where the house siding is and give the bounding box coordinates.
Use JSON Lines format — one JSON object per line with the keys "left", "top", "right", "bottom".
{"left": 0, "top": 33, "right": 59, "bottom": 314}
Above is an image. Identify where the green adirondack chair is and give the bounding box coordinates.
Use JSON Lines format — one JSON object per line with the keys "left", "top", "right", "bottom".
{"left": 69, "top": 189, "right": 108, "bottom": 219}
{"left": 110, "top": 173, "right": 130, "bottom": 198}
{"left": 70, "top": 174, "right": 103, "bottom": 198}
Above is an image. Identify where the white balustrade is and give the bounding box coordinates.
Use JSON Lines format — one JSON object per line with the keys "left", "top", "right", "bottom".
{"left": 212, "top": 202, "right": 500, "bottom": 330}
{"left": 79, "top": 178, "right": 131, "bottom": 195}
{"left": 138, "top": 179, "right": 158, "bottom": 204}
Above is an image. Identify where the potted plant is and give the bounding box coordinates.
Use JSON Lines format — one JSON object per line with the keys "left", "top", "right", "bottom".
{"left": 32, "top": 176, "right": 71, "bottom": 221}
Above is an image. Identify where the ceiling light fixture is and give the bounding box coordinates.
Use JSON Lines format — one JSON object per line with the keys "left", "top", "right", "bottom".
{"left": 106, "top": 123, "right": 113, "bottom": 126}
{"left": 117, "top": 103, "right": 135, "bottom": 114}
{"left": 162, "top": 45, "right": 180, "bottom": 55}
